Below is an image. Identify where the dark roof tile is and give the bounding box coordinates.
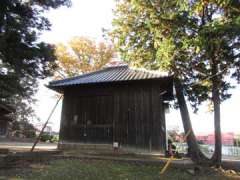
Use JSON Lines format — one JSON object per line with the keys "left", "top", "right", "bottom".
{"left": 48, "top": 65, "right": 170, "bottom": 88}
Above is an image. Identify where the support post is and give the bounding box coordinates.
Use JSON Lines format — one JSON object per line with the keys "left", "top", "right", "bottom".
{"left": 30, "top": 95, "right": 63, "bottom": 152}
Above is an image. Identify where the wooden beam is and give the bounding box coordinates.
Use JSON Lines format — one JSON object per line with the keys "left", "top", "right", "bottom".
{"left": 30, "top": 95, "right": 63, "bottom": 152}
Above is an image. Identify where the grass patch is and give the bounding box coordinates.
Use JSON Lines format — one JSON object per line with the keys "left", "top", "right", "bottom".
{"left": 3, "top": 159, "right": 240, "bottom": 180}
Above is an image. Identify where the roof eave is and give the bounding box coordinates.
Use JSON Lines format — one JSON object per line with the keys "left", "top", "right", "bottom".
{"left": 47, "top": 76, "right": 173, "bottom": 91}
{"left": 45, "top": 84, "right": 64, "bottom": 93}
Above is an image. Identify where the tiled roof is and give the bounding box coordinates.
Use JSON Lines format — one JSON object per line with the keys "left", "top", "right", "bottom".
{"left": 0, "top": 103, "right": 15, "bottom": 114}
{"left": 48, "top": 65, "right": 170, "bottom": 88}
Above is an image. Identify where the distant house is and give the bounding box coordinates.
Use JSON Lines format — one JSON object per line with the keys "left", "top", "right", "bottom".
{"left": 196, "top": 132, "right": 235, "bottom": 146}
{"left": 0, "top": 103, "right": 14, "bottom": 137}
{"left": 48, "top": 65, "right": 174, "bottom": 153}
{"left": 35, "top": 123, "right": 53, "bottom": 135}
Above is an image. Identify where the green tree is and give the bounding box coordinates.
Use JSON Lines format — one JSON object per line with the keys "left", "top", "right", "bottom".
{"left": 111, "top": 0, "right": 206, "bottom": 164}
{"left": 54, "top": 37, "right": 114, "bottom": 79}
{"left": 11, "top": 120, "right": 36, "bottom": 138}
{"left": 0, "top": 0, "right": 71, "bottom": 122}
{"left": 111, "top": 0, "right": 240, "bottom": 166}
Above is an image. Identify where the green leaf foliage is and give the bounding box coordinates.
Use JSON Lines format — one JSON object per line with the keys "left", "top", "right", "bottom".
{"left": 0, "top": 0, "right": 71, "bottom": 121}
{"left": 111, "top": 0, "right": 240, "bottom": 111}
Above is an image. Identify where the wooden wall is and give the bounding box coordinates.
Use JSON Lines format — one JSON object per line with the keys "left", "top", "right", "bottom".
{"left": 59, "top": 79, "right": 172, "bottom": 152}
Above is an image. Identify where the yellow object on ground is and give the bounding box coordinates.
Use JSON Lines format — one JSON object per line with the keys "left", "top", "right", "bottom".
{"left": 160, "top": 129, "right": 192, "bottom": 175}
{"left": 160, "top": 156, "right": 174, "bottom": 175}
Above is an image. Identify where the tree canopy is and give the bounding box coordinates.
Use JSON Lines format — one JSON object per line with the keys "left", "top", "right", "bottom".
{"left": 112, "top": 0, "right": 240, "bottom": 105}
{"left": 0, "top": 0, "right": 71, "bottom": 121}
{"left": 54, "top": 37, "right": 114, "bottom": 79}
{"left": 111, "top": 0, "right": 240, "bottom": 166}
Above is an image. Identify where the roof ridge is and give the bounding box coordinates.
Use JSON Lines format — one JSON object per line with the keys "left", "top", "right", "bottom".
{"left": 48, "top": 65, "right": 171, "bottom": 88}
{"left": 129, "top": 67, "right": 169, "bottom": 76}
{"left": 0, "top": 103, "right": 15, "bottom": 112}
{"left": 103, "top": 64, "right": 129, "bottom": 69}
{"left": 50, "top": 66, "right": 126, "bottom": 85}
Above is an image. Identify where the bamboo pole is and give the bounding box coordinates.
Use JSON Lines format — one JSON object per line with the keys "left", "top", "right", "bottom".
{"left": 160, "top": 155, "right": 174, "bottom": 175}
{"left": 160, "top": 129, "right": 192, "bottom": 175}
{"left": 30, "top": 95, "right": 63, "bottom": 152}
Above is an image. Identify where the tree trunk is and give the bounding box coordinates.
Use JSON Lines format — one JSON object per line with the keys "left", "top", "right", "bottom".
{"left": 211, "top": 63, "right": 222, "bottom": 167}
{"left": 174, "top": 79, "right": 208, "bottom": 163}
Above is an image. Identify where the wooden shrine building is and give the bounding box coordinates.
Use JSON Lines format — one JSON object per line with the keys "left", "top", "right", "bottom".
{"left": 48, "top": 65, "right": 174, "bottom": 153}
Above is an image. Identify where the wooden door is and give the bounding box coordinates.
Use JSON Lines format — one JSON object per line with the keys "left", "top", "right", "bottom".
{"left": 76, "top": 95, "right": 113, "bottom": 143}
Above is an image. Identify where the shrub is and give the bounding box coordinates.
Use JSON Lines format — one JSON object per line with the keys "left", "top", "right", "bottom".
{"left": 50, "top": 135, "right": 59, "bottom": 143}
{"left": 25, "top": 130, "right": 36, "bottom": 138}
{"left": 40, "top": 133, "right": 59, "bottom": 143}
{"left": 40, "top": 132, "right": 53, "bottom": 142}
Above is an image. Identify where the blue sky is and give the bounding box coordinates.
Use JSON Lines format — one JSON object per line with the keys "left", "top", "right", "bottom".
{"left": 34, "top": 0, "right": 240, "bottom": 134}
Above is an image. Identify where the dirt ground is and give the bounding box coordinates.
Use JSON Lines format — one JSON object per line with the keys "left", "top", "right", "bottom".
{"left": 0, "top": 142, "right": 57, "bottom": 152}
